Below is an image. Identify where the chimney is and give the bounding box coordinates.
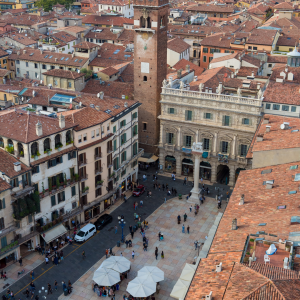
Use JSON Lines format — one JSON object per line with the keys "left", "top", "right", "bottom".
{"left": 257, "top": 134, "right": 263, "bottom": 142}
{"left": 263, "top": 116, "right": 269, "bottom": 124}
{"left": 239, "top": 194, "right": 244, "bottom": 205}
{"left": 32, "top": 90, "right": 36, "bottom": 97}
{"left": 40, "top": 49, "right": 43, "bottom": 54}
{"left": 266, "top": 125, "right": 271, "bottom": 133}
{"left": 177, "top": 69, "right": 182, "bottom": 79}
{"left": 216, "top": 262, "right": 222, "bottom": 272}
{"left": 206, "top": 292, "right": 212, "bottom": 300}
{"left": 169, "top": 76, "right": 173, "bottom": 85}
{"left": 218, "top": 82, "right": 222, "bottom": 92}
{"left": 281, "top": 122, "right": 290, "bottom": 130}
{"left": 232, "top": 218, "right": 237, "bottom": 230}
{"left": 99, "top": 91, "right": 104, "bottom": 99}
{"left": 186, "top": 64, "right": 190, "bottom": 72}
{"left": 257, "top": 82, "right": 261, "bottom": 90}
{"left": 36, "top": 121, "right": 43, "bottom": 136}
{"left": 17, "top": 51, "right": 20, "bottom": 55}
{"left": 55, "top": 58, "right": 58, "bottom": 62}
{"left": 265, "top": 181, "right": 273, "bottom": 189}
{"left": 231, "top": 72, "right": 234, "bottom": 78}
{"left": 23, "top": 49, "right": 26, "bottom": 54}
{"left": 13, "top": 162, "right": 21, "bottom": 172}
{"left": 95, "top": 105, "right": 100, "bottom": 111}
{"left": 194, "top": 76, "right": 198, "bottom": 82}
{"left": 205, "top": 87, "right": 208, "bottom": 93}
{"left": 58, "top": 113, "right": 65, "bottom": 129}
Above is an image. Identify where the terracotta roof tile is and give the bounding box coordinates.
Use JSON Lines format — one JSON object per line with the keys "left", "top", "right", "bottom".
{"left": 172, "top": 59, "right": 204, "bottom": 76}
{"left": 167, "top": 38, "right": 190, "bottom": 53}
{"left": 52, "top": 31, "right": 76, "bottom": 43}
{"left": 81, "top": 15, "right": 133, "bottom": 26}
{"left": 246, "top": 29, "right": 278, "bottom": 46}
{"left": 272, "top": 279, "right": 300, "bottom": 300}
{"left": 236, "top": 67, "right": 258, "bottom": 77}
{"left": 0, "top": 177, "right": 11, "bottom": 193}
{"left": 74, "top": 41, "right": 99, "bottom": 49}
{"left": 100, "top": 66, "right": 119, "bottom": 76}
{"left": 42, "top": 69, "right": 84, "bottom": 80}
{"left": 210, "top": 52, "right": 239, "bottom": 64}
{"left": 186, "top": 4, "right": 235, "bottom": 13}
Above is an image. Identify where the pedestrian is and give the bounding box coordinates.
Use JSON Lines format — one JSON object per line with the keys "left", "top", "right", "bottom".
{"left": 161, "top": 251, "right": 164, "bottom": 259}
{"left": 194, "top": 241, "right": 198, "bottom": 250}
{"left": 31, "top": 270, "right": 34, "bottom": 280}
{"left": 25, "top": 288, "right": 30, "bottom": 298}
{"left": 30, "top": 282, "right": 35, "bottom": 293}
{"left": 62, "top": 281, "right": 67, "bottom": 291}
{"left": 164, "top": 197, "right": 167, "bottom": 203}
{"left": 140, "top": 199, "right": 143, "bottom": 207}
{"left": 175, "top": 189, "right": 177, "bottom": 196}
{"left": 82, "top": 250, "right": 86, "bottom": 259}
{"left": 54, "top": 280, "right": 58, "bottom": 291}
{"left": 189, "top": 205, "right": 192, "bottom": 212}
{"left": 115, "top": 226, "right": 118, "bottom": 234}
{"left": 218, "top": 199, "right": 221, "bottom": 209}
{"left": 10, "top": 291, "right": 15, "bottom": 300}
{"left": 149, "top": 191, "right": 152, "bottom": 197}
{"left": 153, "top": 174, "right": 155, "bottom": 181}
{"left": 200, "top": 177, "right": 203, "bottom": 184}
{"left": 129, "top": 225, "right": 133, "bottom": 232}
{"left": 166, "top": 184, "right": 168, "bottom": 189}
{"left": 132, "top": 251, "right": 135, "bottom": 259}
{"left": 183, "top": 177, "right": 187, "bottom": 185}
{"left": 155, "top": 247, "right": 158, "bottom": 260}
{"left": 60, "top": 250, "right": 64, "bottom": 261}
{"left": 19, "top": 257, "right": 23, "bottom": 266}
{"left": 47, "top": 284, "right": 52, "bottom": 295}
{"left": 158, "top": 184, "right": 161, "bottom": 191}
{"left": 121, "top": 252, "right": 123, "bottom": 256}
{"left": 105, "top": 249, "right": 109, "bottom": 258}
{"left": 162, "top": 184, "right": 165, "bottom": 191}
{"left": 182, "top": 224, "right": 185, "bottom": 233}
{"left": 45, "top": 257, "right": 49, "bottom": 264}
{"left": 187, "top": 225, "right": 190, "bottom": 234}
{"left": 131, "top": 231, "right": 134, "bottom": 238}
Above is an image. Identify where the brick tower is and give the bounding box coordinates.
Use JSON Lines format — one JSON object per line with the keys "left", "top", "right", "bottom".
{"left": 133, "top": 0, "right": 168, "bottom": 154}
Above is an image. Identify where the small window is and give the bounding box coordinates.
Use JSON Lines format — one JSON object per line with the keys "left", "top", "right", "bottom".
{"left": 169, "top": 108, "right": 175, "bottom": 114}
{"left": 273, "top": 104, "right": 280, "bottom": 110}
{"left": 268, "top": 64, "right": 272, "bottom": 67}
{"left": 167, "top": 133, "right": 174, "bottom": 144}
{"left": 223, "top": 116, "right": 231, "bottom": 126}
{"left": 203, "top": 56, "right": 207, "bottom": 62}
{"left": 91, "top": 130, "right": 95, "bottom": 138}
{"left": 204, "top": 113, "right": 212, "bottom": 119}
{"left": 203, "top": 47, "right": 208, "bottom": 53}
{"left": 185, "top": 110, "right": 193, "bottom": 121}
{"left": 265, "top": 103, "right": 271, "bottom": 109}
{"left": 242, "top": 118, "right": 250, "bottom": 125}
{"left": 253, "top": 47, "right": 257, "bottom": 50}
{"left": 240, "top": 144, "right": 248, "bottom": 157}
{"left": 72, "top": 201, "right": 77, "bottom": 209}
{"left": 185, "top": 136, "right": 192, "bottom": 147}
{"left": 291, "top": 106, "right": 297, "bottom": 112}
{"left": 203, "top": 138, "right": 210, "bottom": 150}
{"left": 282, "top": 105, "right": 289, "bottom": 111}
{"left": 221, "top": 141, "right": 228, "bottom": 153}
{"left": 68, "top": 82, "right": 72, "bottom": 88}
{"left": 96, "top": 129, "right": 100, "bottom": 136}
{"left": 83, "top": 134, "right": 87, "bottom": 141}
{"left": 143, "top": 76, "right": 147, "bottom": 81}
{"left": 143, "top": 123, "right": 147, "bottom": 131}
{"left": 78, "top": 135, "right": 82, "bottom": 143}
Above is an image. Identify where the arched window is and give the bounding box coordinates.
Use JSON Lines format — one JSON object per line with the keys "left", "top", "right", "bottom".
{"left": 7, "top": 139, "right": 13, "bottom": 147}
{"left": 55, "top": 134, "right": 61, "bottom": 148}
{"left": 7, "top": 139, "right": 14, "bottom": 154}
{"left": 44, "top": 138, "right": 50, "bottom": 152}
{"left": 147, "top": 16, "right": 151, "bottom": 28}
{"left": 0, "top": 137, "right": 3, "bottom": 148}
{"left": 18, "top": 143, "right": 24, "bottom": 157}
{"left": 66, "top": 130, "right": 72, "bottom": 144}
{"left": 140, "top": 16, "right": 145, "bottom": 28}
{"left": 31, "top": 142, "right": 38, "bottom": 156}
{"left": 143, "top": 76, "right": 147, "bottom": 82}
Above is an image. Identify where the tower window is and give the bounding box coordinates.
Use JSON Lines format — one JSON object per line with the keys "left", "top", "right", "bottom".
{"left": 143, "top": 123, "right": 147, "bottom": 131}
{"left": 143, "top": 76, "right": 147, "bottom": 81}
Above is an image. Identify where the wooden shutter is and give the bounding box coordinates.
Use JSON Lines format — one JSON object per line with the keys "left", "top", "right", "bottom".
{"left": 124, "top": 151, "right": 127, "bottom": 161}
{"left": 114, "top": 140, "right": 117, "bottom": 151}
{"left": 185, "top": 110, "right": 188, "bottom": 120}
{"left": 117, "top": 157, "right": 119, "bottom": 169}
{"left": 16, "top": 177, "right": 19, "bottom": 187}
{"left": 62, "top": 191, "right": 65, "bottom": 201}
{"left": 68, "top": 153, "right": 71, "bottom": 160}
{"left": 209, "top": 139, "right": 212, "bottom": 150}
{"left": 227, "top": 142, "right": 231, "bottom": 154}
{"left": 51, "top": 195, "right": 56, "bottom": 207}
{"left": 210, "top": 113, "right": 213, "bottom": 120}
{"left": 222, "top": 115, "right": 225, "bottom": 126}
{"left": 124, "top": 133, "right": 127, "bottom": 142}
{"left": 72, "top": 186, "right": 76, "bottom": 197}
{"left": 60, "top": 156, "right": 63, "bottom": 163}
{"left": 36, "top": 165, "right": 40, "bottom": 173}
{"left": 238, "top": 144, "right": 242, "bottom": 156}
{"left": 2, "top": 198, "right": 5, "bottom": 209}
{"left": 166, "top": 132, "right": 169, "bottom": 144}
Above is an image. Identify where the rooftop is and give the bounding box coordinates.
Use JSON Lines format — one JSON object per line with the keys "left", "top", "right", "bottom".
{"left": 167, "top": 38, "right": 190, "bottom": 54}
{"left": 42, "top": 69, "right": 84, "bottom": 80}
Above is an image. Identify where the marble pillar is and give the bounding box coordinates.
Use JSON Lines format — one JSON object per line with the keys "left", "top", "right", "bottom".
{"left": 188, "top": 153, "right": 201, "bottom": 204}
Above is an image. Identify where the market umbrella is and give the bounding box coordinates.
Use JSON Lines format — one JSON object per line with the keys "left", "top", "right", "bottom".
{"left": 101, "top": 256, "right": 131, "bottom": 273}
{"left": 170, "top": 278, "right": 190, "bottom": 299}
{"left": 137, "top": 266, "right": 164, "bottom": 282}
{"left": 93, "top": 267, "right": 120, "bottom": 286}
{"left": 179, "top": 264, "right": 196, "bottom": 281}
{"left": 126, "top": 277, "right": 156, "bottom": 298}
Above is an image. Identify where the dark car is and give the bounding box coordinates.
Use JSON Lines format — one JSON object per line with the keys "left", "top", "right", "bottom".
{"left": 133, "top": 185, "right": 145, "bottom": 197}
{"left": 94, "top": 214, "right": 113, "bottom": 230}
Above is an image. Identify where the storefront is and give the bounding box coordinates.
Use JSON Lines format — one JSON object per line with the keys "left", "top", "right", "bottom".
{"left": 0, "top": 246, "right": 18, "bottom": 269}
{"left": 181, "top": 158, "right": 194, "bottom": 176}
{"left": 84, "top": 208, "right": 93, "bottom": 221}
{"left": 165, "top": 156, "right": 176, "bottom": 173}
{"left": 200, "top": 161, "right": 211, "bottom": 180}
{"left": 127, "top": 175, "right": 132, "bottom": 189}
{"left": 121, "top": 180, "right": 126, "bottom": 192}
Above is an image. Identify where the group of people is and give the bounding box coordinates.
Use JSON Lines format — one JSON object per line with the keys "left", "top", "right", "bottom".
{"left": 45, "top": 249, "right": 64, "bottom": 265}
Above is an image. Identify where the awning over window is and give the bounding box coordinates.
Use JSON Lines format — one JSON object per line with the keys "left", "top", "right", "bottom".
{"left": 40, "top": 224, "right": 67, "bottom": 244}
{"left": 138, "top": 155, "right": 158, "bottom": 163}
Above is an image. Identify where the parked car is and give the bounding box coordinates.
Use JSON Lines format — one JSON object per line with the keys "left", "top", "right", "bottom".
{"left": 133, "top": 185, "right": 145, "bottom": 197}
{"left": 74, "top": 223, "right": 96, "bottom": 242}
{"left": 94, "top": 214, "right": 113, "bottom": 230}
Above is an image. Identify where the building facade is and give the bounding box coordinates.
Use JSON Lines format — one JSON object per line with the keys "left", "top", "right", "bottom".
{"left": 158, "top": 79, "right": 263, "bottom": 186}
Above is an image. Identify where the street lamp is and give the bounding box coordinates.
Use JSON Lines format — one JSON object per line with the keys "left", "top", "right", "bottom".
{"left": 119, "top": 218, "right": 126, "bottom": 243}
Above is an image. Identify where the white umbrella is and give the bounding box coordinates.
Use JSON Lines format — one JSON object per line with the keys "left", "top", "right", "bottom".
{"left": 179, "top": 264, "right": 196, "bottom": 281}
{"left": 93, "top": 267, "right": 120, "bottom": 286}
{"left": 101, "top": 256, "right": 131, "bottom": 273}
{"left": 170, "top": 278, "right": 190, "bottom": 299}
{"left": 137, "top": 266, "right": 164, "bottom": 282}
{"left": 126, "top": 277, "right": 156, "bottom": 298}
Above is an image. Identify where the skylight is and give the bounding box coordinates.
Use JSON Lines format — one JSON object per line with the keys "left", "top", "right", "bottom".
{"left": 289, "top": 190, "right": 297, "bottom": 194}
{"left": 65, "top": 57, "right": 69, "bottom": 61}
{"left": 74, "top": 59, "right": 78, "bottom": 62}
{"left": 113, "top": 49, "right": 120, "bottom": 54}
{"left": 294, "top": 173, "right": 300, "bottom": 181}
{"left": 290, "top": 165, "right": 298, "bottom": 170}
{"left": 49, "top": 55, "right": 53, "bottom": 59}
{"left": 105, "top": 109, "right": 112, "bottom": 113}
{"left": 44, "top": 55, "right": 48, "bottom": 58}
{"left": 261, "top": 169, "right": 272, "bottom": 174}
{"left": 292, "top": 129, "right": 299, "bottom": 132}
{"left": 113, "top": 105, "right": 120, "bottom": 109}
{"left": 79, "top": 59, "right": 83, "bottom": 63}
{"left": 60, "top": 57, "right": 65, "bottom": 60}
{"left": 263, "top": 180, "right": 274, "bottom": 185}
{"left": 29, "top": 53, "right": 34, "bottom": 56}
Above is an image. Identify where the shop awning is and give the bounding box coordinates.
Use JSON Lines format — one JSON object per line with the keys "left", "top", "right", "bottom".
{"left": 41, "top": 224, "right": 67, "bottom": 244}
{"left": 138, "top": 155, "right": 158, "bottom": 163}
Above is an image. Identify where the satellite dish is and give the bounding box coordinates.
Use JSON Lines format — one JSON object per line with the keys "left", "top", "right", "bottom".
{"left": 280, "top": 124, "right": 285, "bottom": 130}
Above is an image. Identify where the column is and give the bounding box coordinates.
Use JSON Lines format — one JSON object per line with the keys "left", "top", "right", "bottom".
{"left": 175, "top": 154, "right": 181, "bottom": 176}
{"left": 159, "top": 150, "right": 165, "bottom": 171}
{"left": 195, "top": 130, "right": 199, "bottom": 143}
{"left": 213, "top": 132, "right": 218, "bottom": 155}
{"left": 159, "top": 123, "right": 164, "bottom": 146}
{"left": 188, "top": 153, "right": 201, "bottom": 204}
{"left": 229, "top": 164, "right": 236, "bottom": 187}
{"left": 231, "top": 135, "right": 237, "bottom": 159}
{"left": 177, "top": 126, "right": 181, "bottom": 150}
{"left": 211, "top": 161, "right": 217, "bottom": 183}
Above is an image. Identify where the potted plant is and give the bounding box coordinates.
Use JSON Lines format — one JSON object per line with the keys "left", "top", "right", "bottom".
{"left": 37, "top": 151, "right": 41, "bottom": 157}
{"left": 48, "top": 178, "right": 52, "bottom": 192}
{"left": 56, "top": 176, "right": 60, "bottom": 189}
{"left": 74, "top": 173, "right": 79, "bottom": 181}
{"left": 64, "top": 173, "right": 67, "bottom": 187}
{"left": 20, "top": 150, "right": 24, "bottom": 157}
{"left": 31, "top": 154, "right": 35, "bottom": 158}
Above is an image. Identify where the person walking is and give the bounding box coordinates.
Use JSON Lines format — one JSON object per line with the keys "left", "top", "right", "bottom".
{"left": 161, "top": 251, "right": 164, "bottom": 259}
{"left": 189, "top": 205, "right": 192, "bottom": 212}
{"left": 155, "top": 247, "right": 158, "bottom": 260}
{"left": 187, "top": 225, "right": 190, "bottom": 234}
{"left": 115, "top": 226, "right": 118, "bottom": 234}
{"left": 19, "top": 257, "right": 22, "bottom": 267}
{"left": 30, "top": 282, "right": 35, "bottom": 293}
{"left": 60, "top": 250, "right": 64, "bottom": 262}
{"left": 218, "top": 199, "right": 221, "bottom": 209}
{"left": 82, "top": 250, "right": 86, "bottom": 259}
{"left": 164, "top": 197, "right": 167, "bottom": 203}
{"left": 131, "top": 231, "right": 134, "bottom": 239}
{"left": 25, "top": 288, "right": 30, "bottom": 298}
{"left": 183, "top": 177, "right": 187, "bottom": 185}
{"left": 140, "top": 199, "right": 143, "bottom": 207}
{"left": 47, "top": 284, "right": 52, "bottom": 295}
{"left": 54, "top": 280, "right": 58, "bottom": 291}
{"left": 194, "top": 241, "right": 198, "bottom": 250}
{"left": 162, "top": 184, "right": 165, "bottom": 191}
{"left": 182, "top": 224, "right": 185, "bottom": 233}
{"left": 158, "top": 184, "right": 161, "bottom": 191}
{"left": 129, "top": 225, "right": 133, "bottom": 233}
{"left": 132, "top": 251, "right": 135, "bottom": 259}
{"left": 62, "top": 281, "right": 67, "bottom": 291}
{"left": 31, "top": 271, "right": 34, "bottom": 280}
{"left": 105, "top": 249, "right": 109, "bottom": 258}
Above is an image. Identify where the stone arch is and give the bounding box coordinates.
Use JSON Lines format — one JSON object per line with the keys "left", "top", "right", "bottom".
{"left": 165, "top": 155, "right": 176, "bottom": 173}
{"left": 217, "top": 164, "right": 229, "bottom": 185}
{"left": 31, "top": 142, "right": 38, "bottom": 156}
{"left": 200, "top": 161, "right": 211, "bottom": 181}
{"left": 0, "top": 137, "right": 3, "bottom": 148}
{"left": 55, "top": 134, "right": 62, "bottom": 148}
{"left": 44, "top": 138, "right": 51, "bottom": 152}
{"left": 17, "top": 143, "right": 24, "bottom": 157}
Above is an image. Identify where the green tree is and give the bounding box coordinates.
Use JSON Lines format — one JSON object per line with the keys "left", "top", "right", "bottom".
{"left": 80, "top": 68, "right": 93, "bottom": 79}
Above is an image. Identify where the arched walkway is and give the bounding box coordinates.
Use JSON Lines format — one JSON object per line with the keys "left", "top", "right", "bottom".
{"left": 182, "top": 158, "right": 193, "bottom": 176}
{"left": 200, "top": 161, "right": 211, "bottom": 181}
{"left": 165, "top": 155, "right": 176, "bottom": 173}
{"left": 217, "top": 165, "right": 229, "bottom": 185}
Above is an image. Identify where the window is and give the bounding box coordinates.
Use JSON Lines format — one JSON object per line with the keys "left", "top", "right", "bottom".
{"left": 143, "top": 76, "right": 147, "bottom": 81}
{"left": 210, "top": 48, "right": 215, "bottom": 54}
{"left": 72, "top": 201, "right": 77, "bottom": 209}
{"left": 242, "top": 118, "right": 250, "bottom": 125}
{"left": 68, "top": 151, "right": 76, "bottom": 160}
{"left": 185, "top": 110, "right": 193, "bottom": 121}
{"left": 113, "top": 126, "right": 116, "bottom": 133}
{"left": 51, "top": 195, "right": 56, "bottom": 207}
{"left": 221, "top": 141, "right": 229, "bottom": 153}
{"left": 78, "top": 135, "right": 82, "bottom": 143}
{"left": 54, "top": 80, "right": 58, "bottom": 86}
{"left": 185, "top": 135, "right": 192, "bottom": 148}
{"left": 121, "top": 151, "right": 127, "bottom": 162}
{"left": 291, "top": 106, "right": 297, "bottom": 112}
{"left": 10, "top": 178, "right": 18, "bottom": 188}
{"left": 204, "top": 112, "right": 212, "bottom": 119}
{"left": 133, "top": 142, "right": 138, "bottom": 155}
{"left": 34, "top": 63, "right": 38, "bottom": 68}
{"left": 113, "top": 139, "right": 117, "bottom": 151}
{"left": 57, "top": 191, "right": 65, "bottom": 203}
{"left": 223, "top": 115, "right": 231, "bottom": 126}
{"left": 166, "top": 132, "right": 174, "bottom": 144}
{"left": 253, "top": 47, "right": 257, "bottom": 50}
{"left": 42, "top": 64, "right": 46, "bottom": 69}
{"left": 17, "top": 68, "right": 20, "bottom": 73}
{"left": 68, "top": 82, "right": 72, "bottom": 88}
{"left": 95, "top": 188, "right": 102, "bottom": 198}
{"left": 26, "top": 62, "right": 29, "bottom": 67}
{"left": 203, "top": 47, "right": 208, "bottom": 53}
{"left": 28, "top": 214, "right": 32, "bottom": 223}
{"left": 240, "top": 144, "right": 248, "bottom": 157}
{"left": 132, "top": 112, "right": 138, "bottom": 119}
{"left": 32, "top": 165, "right": 40, "bottom": 174}
{"left": 203, "top": 138, "right": 210, "bottom": 150}
{"left": 168, "top": 108, "right": 175, "bottom": 114}
{"left": 266, "top": 103, "right": 271, "bottom": 109}
{"left": 282, "top": 105, "right": 289, "bottom": 111}
{"left": 1, "top": 236, "right": 6, "bottom": 246}
{"left": 16, "top": 60, "right": 20, "bottom": 64}
{"left": 91, "top": 130, "right": 95, "bottom": 138}
{"left": 113, "top": 157, "right": 119, "bottom": 170}
{"left": 143, "top": 123, "right": 147, "bottom": 131}
{"left": 96, "top": 129, "right": 100, "bottom": 136}
{"left": 268, "top": 64, "right": 272, "bottom": 68}
{"left": 31, "top": 142, "right": 38, "bottom": 156}
{"left": 0, "top": 198, "right": 5, "bottom": 210}
{"left": 273, "top": 104, "right": 280, "bottom": 110}
{"left": 120, "top": 120, "right": 126, "bottom": 127}
{"left": 248, "top": 46, "right": 252, "bottom": 50}
{"left": 121, "top": 133, "right": 127, "bottom": 145}
{"left": 209, "top": 57, "right": 213, "bottom": 63}
{"left": 203, "top": 56, "right": 207, "bottom": 62}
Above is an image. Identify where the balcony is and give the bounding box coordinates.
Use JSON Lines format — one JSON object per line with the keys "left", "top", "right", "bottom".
{"left": 79, "top": 159, "right": 87, "bottom": 167}
{"left": 237, "top": 156, "right": 247, "bottom": 164}
{"left": 95, "top": 167, "right": 103, "bottom": 175}
{"left": 11, "top": 185, "right": 35, "bottom": 200}
{"left": 107, "top": 148, "right": 113, "bottom": 154}
{"left": 80, "top": 187, "right": 89, "bottom": 197}
{"left": 108, "top": 162, "right": 113, "bottom": 168}
{"left": 80, "top": 174, "right": 88, "bottom": 182}
{"left": 95, "top": 181, "right": 103, "bottom": 189}
{"left": 0, "top": 224, "right": 17, "bottom": 239}
{"left": 164, "top": 144, "right": 175, "bottom": 152}
{"left": 94, "top": 153, "right": 102, "bottom": 160}
{"left": 107, "top": 173, "right": 115, "bottom": 181}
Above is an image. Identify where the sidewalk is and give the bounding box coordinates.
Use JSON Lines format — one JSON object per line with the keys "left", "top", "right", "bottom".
{"left": 58, "top": 194, "right": 226, "bottom": 300}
